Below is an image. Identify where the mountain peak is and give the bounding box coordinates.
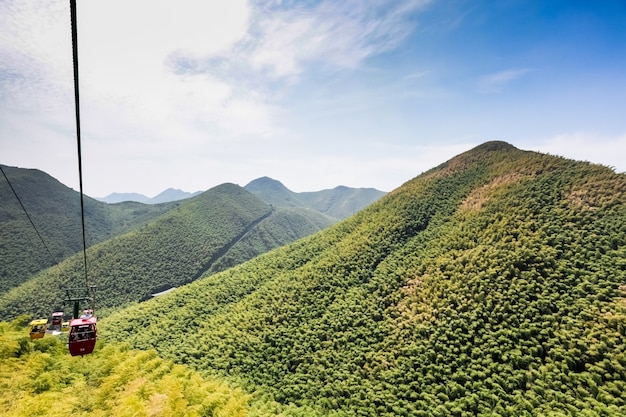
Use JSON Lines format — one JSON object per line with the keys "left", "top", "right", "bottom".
{"left": 244, "top": 177, "right": 290, "bottom": 193}
{"left": 471, "top": 140, "right": 517, "bottom": 152}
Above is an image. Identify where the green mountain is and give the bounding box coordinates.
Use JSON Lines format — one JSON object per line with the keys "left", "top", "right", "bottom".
{"left": 297, "top": 185, "right": 387, "bottom": 219}
{"left": 0, "top": 182, "right": 336, "bottom": 318}
{"left": 97, "top": 188, "right": 203, "bottom": 204}
{"left": 245, "top": 177, "right": 305, "bottom": 209}
{"left": 0, "top": 165, "right": 180, "bottom": 295}
{"left": 100, "top": 141, "right": 626, "bottom": 416}
{"left": 1, "top": 166, "right": 373, "bottom": 300}
{"left": 244, "top": 176, "right": 386, "bottom": 219}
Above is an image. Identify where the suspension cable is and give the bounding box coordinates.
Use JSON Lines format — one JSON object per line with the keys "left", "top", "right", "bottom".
{"left": 70, "top": 0, "right": 90, "bottom": 292}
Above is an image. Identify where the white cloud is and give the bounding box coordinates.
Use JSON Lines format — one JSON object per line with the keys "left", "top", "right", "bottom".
{"left": 0, "top": 0, "right": 72, "bottom": 111}
{"left": 244, "top": 0, "right": 429, "bottom": 80}
{"left": 478, "top": 68, "right": 531, "bottom": 93}
{"left": 1, "top": 0, "right": 431, "bottom": 196}
{"left": 534, "top": 132, "right": 626, "bottom": 173}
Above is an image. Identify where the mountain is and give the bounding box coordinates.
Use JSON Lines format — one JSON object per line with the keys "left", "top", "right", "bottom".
{"left": 298, "top": 185, "right": 387, "bottom": 219}
{"left": 97, "top": 188, "right": 202, "bottom": 204}
{"left": 97, "top": 191, "right": 152, "bottom": 204}
{"left": 96, "top": 179, "right": 385, "bottom": 217}
{"left": 0, "top": 182, "right": 336, "bottom": 318}
{"left": 0, "top": 165, "right": 181, "bottom": 295}
{"left": 244, "top": 177, "right": 305, "bottom": 208}
{"left": 244, "top": 176, "right": 386, "bottom": 219}
{"left": 100, "top": 141, "right": 626, "bottom": 416}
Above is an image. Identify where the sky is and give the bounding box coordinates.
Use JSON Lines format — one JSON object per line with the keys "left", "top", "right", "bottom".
{"left": 1, "top": 0, "right": 625, "bottom": 198}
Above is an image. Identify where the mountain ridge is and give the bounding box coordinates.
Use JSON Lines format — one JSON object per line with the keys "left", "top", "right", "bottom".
{"left": 96, "top": 188, "right": 203, "bottom": 204}
{"left": 100, "top": 141, "right": 626, "bottom": 416}
{"left": 0, "top": 166, "right": 380, "bottom": 301}
{"left": 244, "top": 176, "right": 386, "bottom": 219}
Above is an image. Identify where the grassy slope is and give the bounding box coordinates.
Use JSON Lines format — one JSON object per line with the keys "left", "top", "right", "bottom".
{"left": 101, "top": 142, "right": 626, "bottom": 416}
{"left": 0, "top": 165, "right": 180, "bottom": 294}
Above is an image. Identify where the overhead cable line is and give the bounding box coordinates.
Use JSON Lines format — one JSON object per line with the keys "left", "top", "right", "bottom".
{"left": 70, "top": 0, "right": 90, "bottom": 292}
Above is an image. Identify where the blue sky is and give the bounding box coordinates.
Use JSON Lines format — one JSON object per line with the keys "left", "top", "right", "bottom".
{"left": 1, "top": 0, "right": 625, "bottom": 197}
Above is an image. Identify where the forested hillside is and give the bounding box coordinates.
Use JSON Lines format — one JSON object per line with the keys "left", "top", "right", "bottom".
{"left": 1, "top": 166, "right": 362, "bottom": 300}
{"left": 0, "top": 183, "right": 337, "bottom": 319}
{"left": 244, "top": 176, "right": 386, "bottom": 219}
{"left": 0, "top": 184, "right": 271, "bottom": 317}
{"left": 0, "top": 165, "right": 179, "bottom": 294}
{"left": 297, "top": 185, "right": 386, "bottom": 219}
{"left": 100, "top": 142, "right": 626, "bottom": 416}
{"left": 205, "top": 207, "right": 336, "bottom": 275}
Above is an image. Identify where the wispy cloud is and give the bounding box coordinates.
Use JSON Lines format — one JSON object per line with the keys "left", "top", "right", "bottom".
{"left": 0, "top": 0, "right": 72, "bottom": 111}
{"left": 477, "top": 68, "right": 532, "bottom": 93}
{"left": 180, "top": 0, "right": 430, "bottom": 84}
{"left": 535, "top": 132, "right": 626, "bottom": 173}
{"left": 0, "top": 0, "right": 431, "bottom": 195}
{"left": 403, "top": 70, "right": 430, "bottom": 80}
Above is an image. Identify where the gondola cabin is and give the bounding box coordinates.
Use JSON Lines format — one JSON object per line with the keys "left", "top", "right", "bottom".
{"left": 68, "top": 316, "right": 97, "bottom": 356}
{"left": 29, "top": 319, "right": 47, "bottom": 340}
{"left": 50, "top": 311, "right": 64, "bottom": 330}
{"left": 61, "top": 321, "right": 70, "bottom": 332}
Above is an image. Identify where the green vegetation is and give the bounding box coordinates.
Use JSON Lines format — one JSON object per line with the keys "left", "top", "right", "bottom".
{"left": 297, "top": 185, "right": 386, "bottom": 219}
{"left": 100, "top": 142, "right": 626, "bottom": 416}
{"left": 244, "top": 176, "right": 386, "bottom": 219}
{"left": 0, "top": 165, "right": 180, "bottom": 295}
{"left": 206, "top": 207, "right": 336, "bottom": 275}
{"left": 0, "top": 318, "right": 249, "bottom": 417}
{"left": 0, "top": 182, "right": 336, "bottom": 319}
{"left": 0, "top": 183, "right": 271, "bottom": 317}
{"left": 3, "top": 142, "right": 626, "bottom": 416}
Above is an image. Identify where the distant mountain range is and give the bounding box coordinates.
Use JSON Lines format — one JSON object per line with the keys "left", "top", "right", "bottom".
{"left": 96, "top": 188, "right": 203, "bottom": 204}
{"left": 0, "top": 166, "right": 385, "bottom": 306}
{"left": 96, "top": 179, "right": 386, "bottom": 219}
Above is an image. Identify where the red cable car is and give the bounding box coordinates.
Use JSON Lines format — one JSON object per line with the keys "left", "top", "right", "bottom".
{"left": 50, "top": 311, "right": 64, "bottom": 331}
{"left": 68, "top": 316, "right": 97, "bottom": 356}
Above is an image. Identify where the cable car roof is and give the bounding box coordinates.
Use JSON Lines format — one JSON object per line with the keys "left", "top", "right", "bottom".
{"left": 69, "top": 316, "right": 97, "bottom": 326}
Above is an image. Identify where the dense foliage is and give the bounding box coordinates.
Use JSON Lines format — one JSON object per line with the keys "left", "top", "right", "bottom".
{"left": 0, "top": 183, "right": 337, "bottom": 319}
{"left": 0, "top": 184, "right": 271, "bottom": 317}
{"left": 101, "top": 142, "right": 626, "bottom": 416}
{"left": 0, "top": 165, "right": 179, "bottom": 295}
{"left": 0, "top": 318, "right": 249, "bottom": 417}
{"left": 206, "top": 207, "right": 336, "bottom": 275}
{"left": 244, "top": 176, "right": 386, "bottom": 219}
{"left": 297, "top": 186, "right": 386, "bottom": 219}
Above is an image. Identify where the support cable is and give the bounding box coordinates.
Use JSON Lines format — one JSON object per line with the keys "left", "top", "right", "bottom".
{"left": 70, "top": 0, "right": 90, "bottom": 295}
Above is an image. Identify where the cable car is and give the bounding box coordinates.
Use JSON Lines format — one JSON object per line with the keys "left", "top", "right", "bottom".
{"left": 50, "top": 311, "right": 64, "bottom": 331}
{"left": 29, "top": 319, "right": 48, "bottom": 340}
{"left": 61, "top": 321, "right": 70, "bottom": 332}
{"left": 68, "top": 316, "right": 97, "bottom": 356}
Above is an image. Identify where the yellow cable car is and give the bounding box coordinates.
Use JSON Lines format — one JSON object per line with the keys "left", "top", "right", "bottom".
{"left": 29, "top": 319, "right": 47, "bottom": 340}
{"left": 61, "top": 321, "right": 70, "bottom": 332}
